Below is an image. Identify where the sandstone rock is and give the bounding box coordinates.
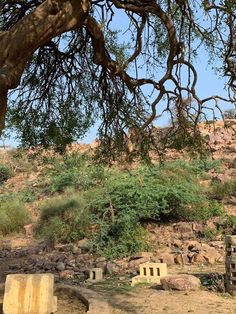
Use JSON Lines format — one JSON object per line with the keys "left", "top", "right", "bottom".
{"left": 174, "top": 254, "right": 189, "bottom": 265}
{"left": 208, "top": 241, "right": 225, "bottom": 250}
{"left": 106, "top": 261, "right": 120, "bottom": 275}
{"left": 55, "top": 244, "right": 73, "bottom": 252}
{"left": 59, "top": 270, "right": 74, "bottom": 279}
{"left": 185, "top": 240, "right": 202, "bottom": 252}
{"left": 192, "top": 252, "right": 205, "bottom": 264}
{"left": 158, "top": 253, "right": 175, "bottom": 265}
{"left": 203, "top": 247, "right": 221, "bottom": 264}
{"left": 172, "top": 239, "right": 183, "bottom": 248}
{"left": 131, "top": 252, "right": 154, "bottom": 260}
{"left": 173, "top": 222, "right": 193, "bottom": 234}
{"left": 23, "top": 224, "right": 34, "bottom": 238}
{"left": 129, "top": 257, "right": 150, "bottom": 272}
{"left": 161, "top": 274, "right": 201, "bottom": 291}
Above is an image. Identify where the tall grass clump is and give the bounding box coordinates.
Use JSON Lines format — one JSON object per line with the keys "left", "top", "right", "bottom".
{"left": 38, "top": 193, "right": 90, "bottom": 242}
{"left": 0, "top": 164, "right": 12, "bottom": 184}
{"left": 0, "top": 200, "right": 29, "bottom": 235}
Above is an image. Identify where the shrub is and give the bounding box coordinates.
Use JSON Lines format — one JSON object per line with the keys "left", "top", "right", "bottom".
{"left": 0, "top": 200, "right": 29, "bottom": 235}
{"left": 209, "top": 179, "right": 236, "bottom": 200}
{"left": 38, "top": 193, "right": 90, "bottom": 242}
{"left": 48, "top": 153, "right": 105, "bottom": 192}
{"left": 19, "top": 187, "right": 38, "bottom": 203}
{"left": 36, "top": 159, "right": 224, "bottom": 258}
{"left": 202, "top": 227, "right": 219, "bottom": 241}
{"left": 88, "top": 162, "right": 223, "bottom": 257}
{"left": 0, "top": 164, "right": 12, "bottom": 184}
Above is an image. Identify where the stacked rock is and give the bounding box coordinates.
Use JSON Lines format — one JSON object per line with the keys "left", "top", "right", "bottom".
{"left": 225, "top": 235, "right": 236, "bottom": 295}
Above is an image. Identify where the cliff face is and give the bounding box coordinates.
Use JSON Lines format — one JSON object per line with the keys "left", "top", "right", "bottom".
{"left": 199, "top": 120, "right": 236, "bottom": 160}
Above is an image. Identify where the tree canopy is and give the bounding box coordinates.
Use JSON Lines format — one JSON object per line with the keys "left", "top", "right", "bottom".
{"left": 0, "top": 0, "right": 235, "bottom": 151}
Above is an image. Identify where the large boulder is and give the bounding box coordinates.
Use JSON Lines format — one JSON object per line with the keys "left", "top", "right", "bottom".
{"left": 161, "top": 274, "right": 201, "bottom": 291}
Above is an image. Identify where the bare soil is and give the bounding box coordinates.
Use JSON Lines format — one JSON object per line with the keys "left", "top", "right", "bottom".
{"left": 0, "top": 293, "right": 87, "bottom": 314}
{"left": 88, "top": 265, "right": 236, "bottom": 314}
{"left": 109, "top": 288, "right": 236, "bottom": 314}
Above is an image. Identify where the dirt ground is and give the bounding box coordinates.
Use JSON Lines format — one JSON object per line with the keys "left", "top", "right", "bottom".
{"left": 0, "top": 293, "right": 87, "bottom": 314}
{"left": 88, "top": 265, "right": 236, "bottom": 314}
{"left": 108, "top": 287, "right": 236, "bottom": 314}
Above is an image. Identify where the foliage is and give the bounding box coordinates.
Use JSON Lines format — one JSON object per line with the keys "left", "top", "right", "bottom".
{"left": 38, "top": 193, "right": 90, "bottom": 242}
{"left": 46, "top": 153, "right": 105, "bottom": 192}
{"left": 88, "top": 161, "right": 223, "bottom": 257}
{"left": 202, "top": 227, "right": 219, "bottom": 241}
{"left": 1, "top": 0, "right": 235, "bottom": 154}
{"left": 209, "top": 179, "right": 236, "bottom": 200}
{"left": 0, "top": 164, "right": 12, "bottom": 184}
{"left": 0, "top": 199, "right": 29, "bottom": 235}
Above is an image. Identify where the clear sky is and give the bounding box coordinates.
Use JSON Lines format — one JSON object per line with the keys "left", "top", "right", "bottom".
{"left": 2, "top": 8, "right": 235, "bottom": 147}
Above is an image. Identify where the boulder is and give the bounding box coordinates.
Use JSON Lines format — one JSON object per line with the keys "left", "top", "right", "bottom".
{"left": 128, "top": 257, "right": 150, "bottom": 272}
{"left": 158, "top": 253, "right": 175, "bottom": 265}
{"left": 106, "top": 261, "right": 120, "bottom": 275}
{"left": 173, "top": 222, "right": 193, "bottom": 234}
{"left": 174, "top": 254, "right": 189, "bottom": 265}
{"left": 161, "top": 274, "right": 201, "bottom": 291}
{"left": 185, "top": 240, "right": 202, "bottom": 252}
{"left": 202, "top": 247, "right": 221, "bottom": 264}
{"left": 131, "top": 252, "right": 154, "bottom": 260}
{"left": 56, "top": 262, "right": 65, "bottom": 272}
{"left": 59, "top": 270, "right": 74, "bottom": 279}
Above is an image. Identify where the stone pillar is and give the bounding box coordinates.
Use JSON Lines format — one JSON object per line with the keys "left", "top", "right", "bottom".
{"left": 225, "top": 235, "right": 236, "bottom": 295}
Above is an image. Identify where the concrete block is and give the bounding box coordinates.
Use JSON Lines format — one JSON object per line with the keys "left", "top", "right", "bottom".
{"left": 3, "top": 274, "right": 57, "bottom": 314}
{"left": 131, "top": 262, "right": 167, "bottom": 286}
{"left": 89, "top": 268, "right": 103, "bottom": 281}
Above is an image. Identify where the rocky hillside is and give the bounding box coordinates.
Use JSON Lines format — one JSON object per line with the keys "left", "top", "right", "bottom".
{"left": 0, "top": 120, "right": 235, "bottom": 286}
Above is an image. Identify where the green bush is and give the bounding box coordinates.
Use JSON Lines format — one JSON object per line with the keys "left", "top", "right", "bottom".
{"left": 38, "top": 193, "right": 90, "bottom": 242}
{"left": 0, "top": 200, "right": 29, "bottom": 235}
{"left": 0, "top": 164, "right": 12, "bottom": 184}
{"left": 88, "top": 162, "right": 223, "bottom": 257}
{"left": 35, "top": 158, "right": 224, "bottom": 258}
{"left": 48, "top": 153, "right": 105, "bottom": 192}
{"left": 202, "top": 227, "right": 219, "bottom": 241}
{"left": 209, "top": 179, "right": 236, "bottom": 200}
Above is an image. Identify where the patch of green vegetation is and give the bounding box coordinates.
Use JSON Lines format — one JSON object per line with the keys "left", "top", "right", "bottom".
{"left": 35, "top": 158, "right": 224, "bottom": 258}
{"left": 202, "top": 227, "right": 219, "bottom": 241}
{"left": 38, "top": 193, "right": 90, "bottom": 242}
{"left": 0, "top": 199, "right": 29, "bottom": 235}
{"left": 1, "top": 149, "right": 225, "bottom": 258}
{"left": 0, "top": 164, "right": 12, "bottom": 184}
{"left": 88, "top": 162, "right": 223, "bottom": 258}
{"left": 19, "top": 187, "right": 38, "bottom": 203}
{"left": 45, "top": 153, "right": 105, "bottom": 193}
{"left": 209, "top": 179, "right": 236, "bottom": 200}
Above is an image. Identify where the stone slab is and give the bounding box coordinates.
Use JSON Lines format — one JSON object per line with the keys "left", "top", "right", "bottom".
{"left": 3, "top": 274, "right": 57, "bottom": 314}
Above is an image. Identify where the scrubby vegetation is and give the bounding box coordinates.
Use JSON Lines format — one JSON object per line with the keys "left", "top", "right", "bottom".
{"left": 0, "top": 199, "right": 29, "bottom": 235}
{"left": 0, "top": 150, "right": 226, "bottom": 257}
{"left": 0, "top": 164, "right": 12, "bottom": 184}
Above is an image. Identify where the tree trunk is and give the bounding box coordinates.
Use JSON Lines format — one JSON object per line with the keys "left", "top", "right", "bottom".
{"left": 0, "top": 0, "right": 91, "bottom": 133}
{"left": 0, "top": 89, "right": 7, "bottom": 133}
